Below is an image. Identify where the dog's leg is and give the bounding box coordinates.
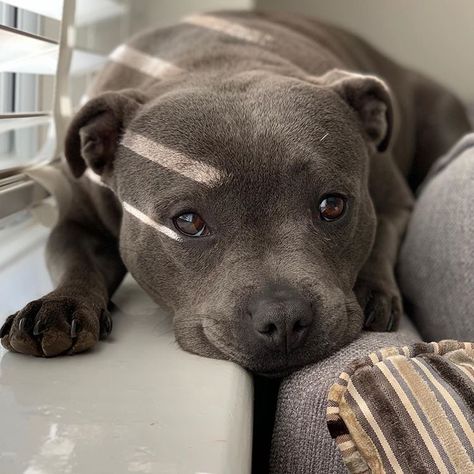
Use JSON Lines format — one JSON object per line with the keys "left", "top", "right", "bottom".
{"left": 354, "top": 153, "right": 414, "bottom": 331}
{"left": 1, "top": 218, "right": 126, "bottom": 356}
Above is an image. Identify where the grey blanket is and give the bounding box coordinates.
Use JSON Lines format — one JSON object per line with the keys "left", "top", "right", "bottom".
{"left": 399, "top": 133, "right": 474, "bottom": 342}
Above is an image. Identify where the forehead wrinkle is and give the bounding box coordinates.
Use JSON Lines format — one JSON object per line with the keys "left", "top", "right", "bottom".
{"left": 304, "top": 159, "right": 362, "bottom": 194}
{"left": 120, "top": 130, "right": 223, "bottom": 186}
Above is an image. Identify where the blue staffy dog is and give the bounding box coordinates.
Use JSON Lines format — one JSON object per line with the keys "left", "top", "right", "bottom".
{"left": 1, "top": 11, "right": 470, "bottom": 374}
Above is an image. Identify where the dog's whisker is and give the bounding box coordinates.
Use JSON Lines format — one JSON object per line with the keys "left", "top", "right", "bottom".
{"left": 319, "top": 132, "right": 329, "bottom": 142}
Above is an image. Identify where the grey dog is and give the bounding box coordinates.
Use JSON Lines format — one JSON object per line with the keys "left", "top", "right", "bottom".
{"left": 1, "top": 11, "right": 470, "bottom": 375}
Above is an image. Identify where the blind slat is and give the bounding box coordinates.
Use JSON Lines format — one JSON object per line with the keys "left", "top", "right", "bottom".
{"left": 0, "top": 25, "right": 58, "bottom": 74}
{"left": 0, "top": 26, "right": 106, "bottom": 75}
{"left": 2, "top": 0, "right": 126, "bottom": 25}
{"left": 0, "top": 113, "right": 51, "bottom": 133}
{"left": 1, "top": 0, "right": 63, "bottom": 20}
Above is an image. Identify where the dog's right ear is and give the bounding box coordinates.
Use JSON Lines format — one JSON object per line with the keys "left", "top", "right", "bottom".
{"left": 317, "top": 69, "right": 394, "bottom": 153}
{"left": 64, "top": 89, "right": 147, "bottom": 178}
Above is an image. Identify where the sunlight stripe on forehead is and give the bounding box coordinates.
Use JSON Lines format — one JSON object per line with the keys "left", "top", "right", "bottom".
{"left": 122, "top": 202, "right": 183, "bottom": 242}
{"left": 121, "top": 130, "right": 222, "bottom": 185}
{"left": 183, "top": 14, "right": 273, "bottom": 45}
{"left": 109, "top": 44, "right": 183, "bottom": 78}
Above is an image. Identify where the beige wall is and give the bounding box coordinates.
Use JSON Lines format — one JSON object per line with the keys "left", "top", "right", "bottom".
{"left": 129, "top": 0, "right": 253, "bottom": 31}
{"left": 255, "top": 0, "right": 474, "bottom": 101}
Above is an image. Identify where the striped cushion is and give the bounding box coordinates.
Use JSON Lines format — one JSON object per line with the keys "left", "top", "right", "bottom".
{"left": 327, "top": 341, "right": 474, "bottom": 473}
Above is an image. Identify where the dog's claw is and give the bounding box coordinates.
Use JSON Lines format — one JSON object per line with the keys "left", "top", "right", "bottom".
{"left": 99, "top": 310, "right": 113, "bottom": 340}
{"left": 70, "top": 319, "right": 80, "bottom": 338}
{"left": 33, "top": 320, "right": 44, "bottom": 336}
{"left": 363, "top": 293, "right": 376, "bottom": 328}
{"left": 386, "top": 307, "right": 396, "bottom": 331}
{"left": 364, "top": 312, "right": 375, "bottom": 328}
{"left": 18, "top": 317, "right": 26, "bottom": 334}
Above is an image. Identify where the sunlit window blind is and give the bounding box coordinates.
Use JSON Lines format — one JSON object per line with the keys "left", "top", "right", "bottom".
{"left": 0, "top": 0, "right": 129, "bottom": 218}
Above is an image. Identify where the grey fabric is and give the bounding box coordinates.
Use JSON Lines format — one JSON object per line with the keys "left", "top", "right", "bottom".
{"left": 270, "top": 316, "right": 421, "bottom": 474}
{"left": 399, "top": 133, "right": 474, "bottom": 341}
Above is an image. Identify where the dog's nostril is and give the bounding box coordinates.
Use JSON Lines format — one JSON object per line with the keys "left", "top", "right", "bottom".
{"left": 259, "top": 322, "right": 277, "bottom": 336}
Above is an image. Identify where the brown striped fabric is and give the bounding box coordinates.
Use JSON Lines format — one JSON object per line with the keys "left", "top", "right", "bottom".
{"left": 327, "top": 341, "right": 474, "bottom": 473}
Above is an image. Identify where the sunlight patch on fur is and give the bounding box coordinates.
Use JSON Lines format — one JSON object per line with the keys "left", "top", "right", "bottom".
{"left": 122, "top": 201, "right": 183, "bottom": 242}
{"left": 183, "top": 14, "right": 273, "bottom": 46}
{"left": 109, "top": 44, "right": 183, "bottom": 78}
{"left": 121, "top": 130, "right": 222, "bottom": 185}
{"left": 84, "top": 168, "right": 108, "bottom": 187}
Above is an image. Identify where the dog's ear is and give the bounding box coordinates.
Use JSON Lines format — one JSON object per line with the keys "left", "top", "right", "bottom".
{"left": 320, "top": 69, "right": 394, "bottom": 153}
{"left": 64, "top": 89, "right": 147, "bottom": 178}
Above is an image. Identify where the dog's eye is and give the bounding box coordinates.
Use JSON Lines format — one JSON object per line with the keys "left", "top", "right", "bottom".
{"left": 173, "top": 212, "right": 210, "bottom": 237}
{"left": 318, "top": 195, "right": 346, "bottom": 221}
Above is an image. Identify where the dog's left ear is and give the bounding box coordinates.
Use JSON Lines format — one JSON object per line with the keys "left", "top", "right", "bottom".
{"left": 320, "top": 69, "right": 394, "bottom": 153}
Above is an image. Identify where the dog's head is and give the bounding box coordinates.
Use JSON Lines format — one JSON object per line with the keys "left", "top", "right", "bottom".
{"left": 65, "top": 69, "right": 393, "bottom": 374}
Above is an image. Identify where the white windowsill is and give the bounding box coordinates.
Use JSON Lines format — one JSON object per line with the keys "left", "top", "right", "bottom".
{"left": 0, "top": 217, "right": 253, "bottom": 474}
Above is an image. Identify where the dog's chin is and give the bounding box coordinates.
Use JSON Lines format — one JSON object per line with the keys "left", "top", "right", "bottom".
{"left": 231, "top": 339, "right": 351, "bottom": 377}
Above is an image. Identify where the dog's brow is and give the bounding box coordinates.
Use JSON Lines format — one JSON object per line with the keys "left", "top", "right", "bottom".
{"left": 109, "top": 44, "right": 183, "bottom": 78}
{"left": 183, "top": 14, "right": 273, "bottom": 45}
{"left": 122, "top": 201, "right": 183, "bottom": 242}
{"left": 121, "top": 130, "right": 223, "bottom": 185}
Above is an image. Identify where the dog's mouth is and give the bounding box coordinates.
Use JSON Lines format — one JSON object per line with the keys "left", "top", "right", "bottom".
{"left": 194, "top": 297, "right": 362, "bottom": 375}
{"left": 140, "top": 267, "right": 363, "bottom": 374}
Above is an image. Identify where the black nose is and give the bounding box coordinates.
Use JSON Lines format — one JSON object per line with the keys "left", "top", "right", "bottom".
{"left": 248, "top": 286, "right": 313, "bottom": 354}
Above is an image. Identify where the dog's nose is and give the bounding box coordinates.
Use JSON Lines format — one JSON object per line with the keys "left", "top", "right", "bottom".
{"left": 248, "top": 287, "right": 313, "bottom": 353}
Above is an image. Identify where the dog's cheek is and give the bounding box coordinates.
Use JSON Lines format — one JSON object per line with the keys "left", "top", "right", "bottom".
{"left": 118, "top": 219, "right": 182, "bottom": 307}
{"left": 173, "top": 313, "right": 229, "bottom": 360}
{"left": 340, "top": 194, "right": 377, "bottom": 287}
{"left": 314, "top": 288, "right": 364, "bottom": 355}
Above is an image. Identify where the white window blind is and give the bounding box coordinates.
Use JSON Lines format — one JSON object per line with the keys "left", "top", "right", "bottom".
{"left": 2, "top": 0, "right": 126, "bottom": 26}
{"left": 0, "top": 0, "right": 130, "bottom": 219}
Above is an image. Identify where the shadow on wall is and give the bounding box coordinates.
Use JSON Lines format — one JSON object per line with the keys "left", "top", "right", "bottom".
{"left": 254, "top": 0, "right": 474, "bottom": 102}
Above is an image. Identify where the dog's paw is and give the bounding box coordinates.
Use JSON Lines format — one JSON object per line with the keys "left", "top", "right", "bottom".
{"left": 354, "top": 279, "right": 402, "bottom": 332}
{"left": 0, "top": 294, "right": 112, "bottom": 357}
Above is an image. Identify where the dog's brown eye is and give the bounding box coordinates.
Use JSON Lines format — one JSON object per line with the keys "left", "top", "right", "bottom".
{"left": 173, "top": 212, "right": 209, "bottom": 237}
{"left": 319, "top": 195, "right": 346, "bottom": 221}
